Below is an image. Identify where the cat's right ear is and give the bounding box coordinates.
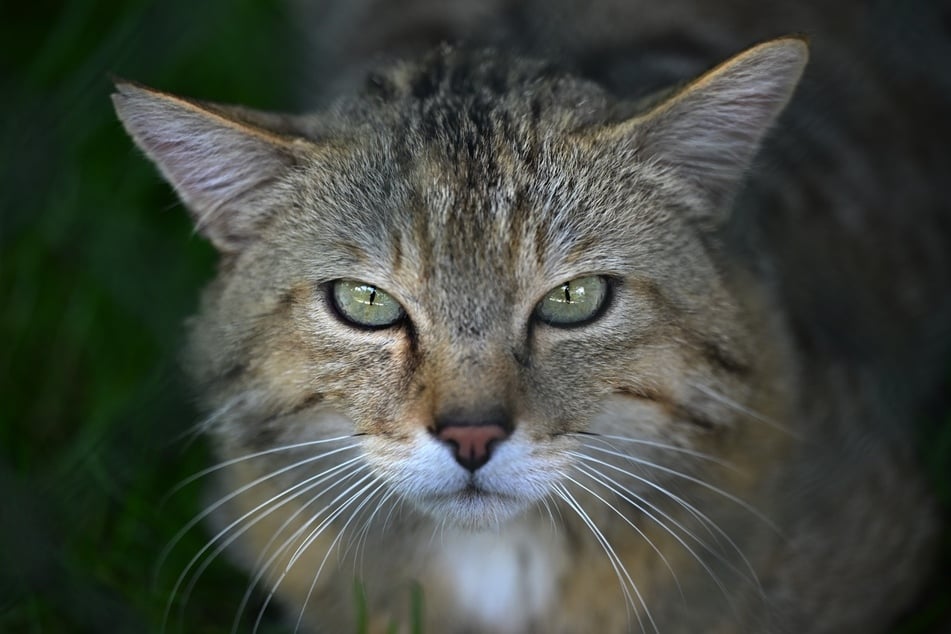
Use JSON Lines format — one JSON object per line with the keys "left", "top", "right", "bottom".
{"left": 112, "top": 81, "right": 309, "bottom": 253}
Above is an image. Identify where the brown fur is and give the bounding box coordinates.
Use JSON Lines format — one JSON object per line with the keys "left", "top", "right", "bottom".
{"left": 113, "top": 7, "right": 949, "bottom": 632}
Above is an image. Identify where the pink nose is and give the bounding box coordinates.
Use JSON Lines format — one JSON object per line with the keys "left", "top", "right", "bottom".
{"left": 436, "top": 423, "right": 510, "bottom": 472}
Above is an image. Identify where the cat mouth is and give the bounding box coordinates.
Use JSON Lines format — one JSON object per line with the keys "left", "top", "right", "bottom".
{"left": 431, "top": 482, "right": 506, "bottom": 501}
{"left": 459, "top": 482, "right": 498, "bottom": 498}
{"left": 416, "top": 481, "right": 530, "bottom": 528}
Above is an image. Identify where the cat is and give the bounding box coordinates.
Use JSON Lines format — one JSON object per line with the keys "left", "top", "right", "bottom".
{"left": 112, "top": 0, "right": 951, "bottom": 631}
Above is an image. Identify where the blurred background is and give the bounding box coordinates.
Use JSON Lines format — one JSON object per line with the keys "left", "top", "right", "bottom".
{"left": 2, "top": 0, "right": 303, "bottom": 631}
{"left": 1, "top": 1, "right": 948, "bottom": 633}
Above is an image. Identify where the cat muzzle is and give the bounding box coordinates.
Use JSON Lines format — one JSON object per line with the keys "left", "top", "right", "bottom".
{"left": 432, "top": 412, "right": 513, "bottom": 472}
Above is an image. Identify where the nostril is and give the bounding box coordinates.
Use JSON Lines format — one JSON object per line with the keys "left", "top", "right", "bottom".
{"left": 435, "top": 423, "right": 511, "bottom": 472}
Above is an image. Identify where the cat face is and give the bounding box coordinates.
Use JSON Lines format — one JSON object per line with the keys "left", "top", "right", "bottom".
{"left": 201, "top": 138, "right": 751, "bottom": 529}
{"left": 114, "top": 40, "right": 806, "bottom": 529}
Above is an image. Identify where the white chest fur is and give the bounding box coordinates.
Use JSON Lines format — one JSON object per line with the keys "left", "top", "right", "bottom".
{"left": 431, "top": 520, "right": 566, "bottom": 633}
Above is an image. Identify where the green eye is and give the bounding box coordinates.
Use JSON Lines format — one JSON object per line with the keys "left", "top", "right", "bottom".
{"left": 535, "top": 275, "right": 608, "bottom": 326}
{"left": 331, "top": 280, "right": 405, "bottom": 328}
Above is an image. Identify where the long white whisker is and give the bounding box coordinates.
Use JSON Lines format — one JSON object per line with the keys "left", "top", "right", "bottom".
{"left": 572, "top": 436, "right": 738, "bottom": 553}
{"left": 572, "top": 446, "right": 724, "bottom": 550}
{"left": 294, "top": 478, "right": 389, "bottom": 633}
{"left": 233, "top": 464, "right": 372, "bottom": 634}
{"left": 163, "top": 435, "right": 358, "bottom": 505}
{"left": 380, "top": 487, "right": 406, "bottom": 536}
{"left": 248, "top": 472, "right": 381, "bottom": 633}
{"left": 537, "top": 495, "right": 558, "bottom": 531}
{"left": 569, "top": 432, "right": 738, "bottom": 471}
{"left": 686, "top": 381, "right": 798, "bottom": 438}
{"left": 337, "top": 483, "right": 388, "bottom": 569}
{"left": 571, "top": 448, "right": 716, "bottom": 541}
{"left": 573, "top": 459, "right": 751, "bottom": 588}
{"left": 349, "top": 485, "right": 398, "bottom": 577}
{"left": 238, "top": 459, "right": 367, "bottom": 582}
{"left": 285, "top": 474, "right": 380, "bottom": 571}
{"left": 159, "top": 442, "right": 359, "bottom": 582}
{"left": 568, "top": 433, "right": 742, "bottom": 551}
{"left": 168, "top": 393, "right": 247, "bottom": 448}
{"left": 570, "top": 448, "right": 764, "bottom": 594}
{"left": 574, "top": 461, "right": 750, "bottom": 614}
{"left": 174, "top": 454, "right": 367, "bottom": 629}
{"left": 566, "top": 466, "right": 685, "bottom": 602}
{"left": 579, "top": 444, "right": 782, "bottom": 535}
{"left": 553, "top": 482, "right": 657, "bottom": 634}
{"left": 161, "top": 444, "right": 359, "bottom": 632}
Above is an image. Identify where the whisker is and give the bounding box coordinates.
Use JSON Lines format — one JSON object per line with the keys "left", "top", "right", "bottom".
{"left": 426, "top": 514, "right": 444, "bottom": 552}
{"left": 570, "top": 449, "right": 765, "bottom": 596}
{"left": 168, "top": 393, "right": 248, "bottom": 449}
{"left": 570, "top": 446, "right": 720, "bottom": 545}
{"left": 573, "top": 459, "right": 751, "bottom": 585}
{"left": 163, "top": 435, "right": 358, "bottom": 506}
{"left": 171, "top": 455, "right": 367, "bottom": 631}
{"left": 686, "top": 381, "right": 798, "bottom": 438}
{"left": 573, "top": 461, "right": 744, "bottom": 613}
{"left": 565, "top": 467, "right": 685, "bottom": 602}
{"left": 380, "top": 488, "right": 405, "bottom": 535}
{"left": 232, "top": 465, "right": 373, "bottom": 634}
{"left": 158, "top": 442, "right": 360, "bottom": 591}
{"left": 579, "top": 444, "right": 782, "bottom": 535}
{"left": 293, "top": 478, "right": 389, "bottom": 633}
{"left": 568, "top": 432, "right": 738, "bottom": 471}
{"left": 537, "top": 495, "right": 559, "bottom": 531}
{"left": 575, "top": 433, "right": 763, "bottom": 576}
{"left": 237, "top": 460, "right": 368, "bottom": 584}
{"left": 285, "top": 474, "right": 381, "bottom": 571}
{"left": 245, "top": 471, "right": 382, "bottom": 633}
{"left": 348, "top": 485, "right": 398, "bottom": 578}
{"left": 160, "top": 445, "right": 360, "bottom": 632}
{"left": 553, "top": 482, "right": 657, "bottom": 634}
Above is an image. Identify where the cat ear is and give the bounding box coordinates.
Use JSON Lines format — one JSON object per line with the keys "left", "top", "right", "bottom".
{"left": 599, "top": 37, "right": 808, "bottom": 219}
{"left": 112, "top": 81, "right": 308, "bottom": 252}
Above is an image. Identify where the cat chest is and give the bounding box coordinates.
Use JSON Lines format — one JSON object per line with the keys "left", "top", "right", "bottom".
{"left": 428, "top": 524, "right": 567, "bottom": 632}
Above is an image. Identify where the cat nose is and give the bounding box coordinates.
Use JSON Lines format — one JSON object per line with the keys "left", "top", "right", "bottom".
{"left": 432, "top": 411, "right": 512, "bottom": 472}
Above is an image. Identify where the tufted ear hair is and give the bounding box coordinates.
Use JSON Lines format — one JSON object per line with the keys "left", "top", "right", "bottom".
{"left": 594, "top": 37, "right": 808, "bottom": 220}
{"left": 112, "top": 81, "right": 311, "bottom": 252}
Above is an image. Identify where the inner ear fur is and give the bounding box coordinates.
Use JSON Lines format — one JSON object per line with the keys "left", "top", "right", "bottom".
{"left": 585, "top": 37, "right": 808, "bottom": 221}
{"left": 112, "top": 81, "right": 313, "bottom": 253}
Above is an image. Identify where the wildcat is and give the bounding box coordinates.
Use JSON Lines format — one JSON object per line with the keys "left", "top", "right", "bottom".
{"left": 113, "top": 0, "right": 951, "bottom": 631}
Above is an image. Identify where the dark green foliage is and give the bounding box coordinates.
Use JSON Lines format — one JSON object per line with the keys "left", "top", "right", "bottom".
{"left": 1, "top": 0, "right": 298, "bottom": 631}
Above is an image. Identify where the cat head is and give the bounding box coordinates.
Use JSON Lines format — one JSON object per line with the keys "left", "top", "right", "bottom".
{"left": 114, "top": 38, "right": 806, "bottom": 528}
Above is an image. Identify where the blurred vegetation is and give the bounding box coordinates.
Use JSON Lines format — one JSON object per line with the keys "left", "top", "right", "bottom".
{"left": 1, "top": 0, "right": 299, "bottom": 631}
{"left": 0, "top": 1, "right": 948, "bottom": 633}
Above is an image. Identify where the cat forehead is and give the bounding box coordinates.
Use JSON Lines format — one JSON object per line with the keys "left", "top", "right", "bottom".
{"left": 306, "top": 51, "right": 651, "bottom": 233}
{"left": 349, "top": 47, "right": 615, "bottom": 139}
{"left": 269, "top": 49, "right": 702, "bottom": 291}
{"left": 280, "top": 59, "right": 676, "bottom": 287}
{"left": 283, "top": 125, "right": 673, "bottom": 299}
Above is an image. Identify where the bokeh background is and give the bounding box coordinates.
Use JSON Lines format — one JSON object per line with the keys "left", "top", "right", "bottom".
{"left": 1, "top": 1, "right": 949, "bottom": 633}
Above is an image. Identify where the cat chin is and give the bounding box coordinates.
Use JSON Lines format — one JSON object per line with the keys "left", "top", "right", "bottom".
{"left": 414, "top": 488, "right": 533, "bottom": 530}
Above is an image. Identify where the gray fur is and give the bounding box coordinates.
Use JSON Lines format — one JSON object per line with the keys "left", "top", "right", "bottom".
{"left": 113, "top": 5, "right": 949, "bottom": 633}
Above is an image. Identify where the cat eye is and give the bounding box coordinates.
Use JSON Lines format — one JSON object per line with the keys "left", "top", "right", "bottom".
{"left": 534, "top": 275, "right": 609, "bottom": 326}
{"left": 330, "top": 280, "right": 405, "bottom": 328}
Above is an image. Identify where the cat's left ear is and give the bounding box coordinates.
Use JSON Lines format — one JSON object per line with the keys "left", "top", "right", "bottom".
{"left": 593, "top": 37, "right": 808, "bottom": 222}
{"left": 112, "top": 81, "right": 312, "bottom": 253}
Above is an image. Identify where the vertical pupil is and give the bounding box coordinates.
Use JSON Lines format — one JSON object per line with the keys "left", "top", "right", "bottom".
{"left": 563, "top": 282, "right": 571, "bottom": 303}
{"left": 369, "top": 287, "right": 377, "bottom": 305}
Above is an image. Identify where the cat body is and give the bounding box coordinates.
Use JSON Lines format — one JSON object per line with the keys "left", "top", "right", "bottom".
{"left": 114, "top": 1, "right": 950, "bottom": 632}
